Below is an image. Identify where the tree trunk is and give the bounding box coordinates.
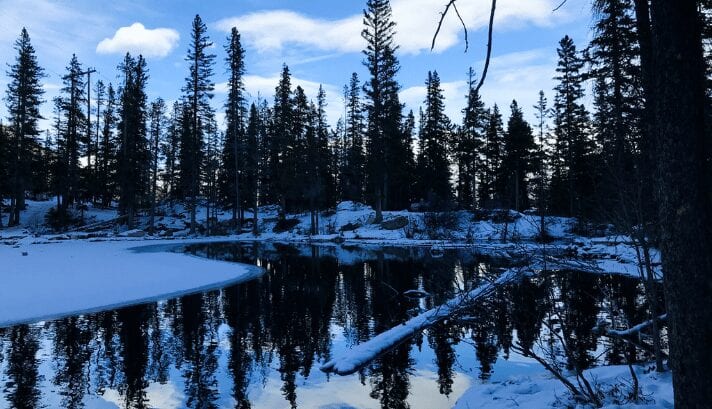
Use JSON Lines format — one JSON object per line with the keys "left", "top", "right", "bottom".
{"left": 647, "top": 0, "right": 712, "bottom": 405}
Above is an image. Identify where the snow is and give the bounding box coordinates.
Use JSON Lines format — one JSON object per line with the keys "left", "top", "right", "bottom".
{"left": 0, "top": 237, "right": 264, "bottom": 327}
{"left": 454, "top": 363, "right": 673, "bottom": 409}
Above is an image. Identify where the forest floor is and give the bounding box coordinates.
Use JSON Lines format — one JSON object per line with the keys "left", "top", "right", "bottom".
{"left": 0, "top": 199, "right": 672, "bottom": 408}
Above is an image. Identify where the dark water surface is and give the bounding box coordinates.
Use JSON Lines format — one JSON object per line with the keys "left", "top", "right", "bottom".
{"left": 0, "top": 242, "right": 656, "bottom": 408}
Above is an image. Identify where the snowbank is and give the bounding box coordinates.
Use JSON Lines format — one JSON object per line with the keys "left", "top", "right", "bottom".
{"left": 454, "top": 363, "right": 673, "bottom": 409}
{"left": 0, "top": 238, "right": 264, "bottom": 327}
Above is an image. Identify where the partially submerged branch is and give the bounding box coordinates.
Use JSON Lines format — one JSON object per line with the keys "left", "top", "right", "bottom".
{"left": 320, "top": 264, "right": 526, "bottom": 375}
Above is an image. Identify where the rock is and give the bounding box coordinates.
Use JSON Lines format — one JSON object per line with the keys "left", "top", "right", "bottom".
{"left": 381, "top": 216, "right": 409, "bottom": 230}
{"left": 339, "top": 222, "right": 360, "bottom": 232}
{"left": 122, "top": 229, "right": 146, "bottom": 238}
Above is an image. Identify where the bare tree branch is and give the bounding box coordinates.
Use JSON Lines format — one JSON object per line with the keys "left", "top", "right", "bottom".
{"left": 553, "top": 0, "right": 568, "bottom": 12}
{"left": 431, "top": 0, "right": 496, "bottom": 95}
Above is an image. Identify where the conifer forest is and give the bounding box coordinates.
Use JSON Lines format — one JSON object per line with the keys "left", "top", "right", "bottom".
{"left": 0, "top": 0, "right": 710, "bottom": 408}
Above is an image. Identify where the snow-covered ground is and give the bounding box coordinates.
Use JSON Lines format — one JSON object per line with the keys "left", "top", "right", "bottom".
{"left": 0, "top": 236, "right": 264, "bottom": 327}
{"left": 1, "top": 199, "right": 661, "bottom": 280}
{"left": 454, "top": 363, "right": 673, "bottom": 409}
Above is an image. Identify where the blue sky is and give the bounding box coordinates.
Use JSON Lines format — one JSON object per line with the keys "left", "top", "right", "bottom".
{"left": 0, "top": 0, "right": 594, "bottom": 131}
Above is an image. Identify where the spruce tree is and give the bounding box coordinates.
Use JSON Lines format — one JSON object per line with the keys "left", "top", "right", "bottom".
{"left": 89, "top": 79, "right": 106, "bottom": 203}
{"left": 220, "top": 27, "right": 247, "bottom": 229}
{"left": 415, "top": 71, "right": 452, "bottom": 208}
{"left": 0, "top": 122, "right": 7, "bottom": 227}
{"left": 550, "top": 35, "right": 594, "bottom": 218}
{"left": 244, "top": 103, "right": 260, "bottom": 235}
{"left": 533, "top": 90, "right": 549, "bottom": 234}
{"left": 162, "top": 101, "right": 181, "bottom": 202}
{"left": 316, "top": 85, "right": 336, "bottom": 210}
{"left": 116, "top": 53, "right": 149, "bottom": 228}
{"left": 148, "top": 97, "right": 166, "bottom": 233}
{"left": 456, "top": 67, "right": 487, "bottom": 210}
{"left": 589, "top": 0, "right": 643, "bottom": 214}
{"left": 362, "top": 0, "right": 407, "bottom": 220}
{"left": 4, "top": 28, "right": 45, "bottom": 226}
{"left": 58, "top": 54, "right": 87, "bottom": 214}
{"left": 478, "top": 105, "right": 504, "bottom": 208}
{"left": 98, "top": 83, "right": 116, "bottom": 207}
{"left": 341, "top": 73, "right": 366, "bottom": 203}
{"left": 267, "top": 64, "right": 294, "bottom": 216}
{"left": 500, "top": 100, "right": 535, "bottom": 211}
{"left": 182, "top": 14, "right": 216, "bottom": 234}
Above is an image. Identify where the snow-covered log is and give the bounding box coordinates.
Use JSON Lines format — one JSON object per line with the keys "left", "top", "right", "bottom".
{"left": 320, "top": 266, "right": 527, "bottom": 375}
{"left": 320, "top": 255, "right": 606, "bottom": 376}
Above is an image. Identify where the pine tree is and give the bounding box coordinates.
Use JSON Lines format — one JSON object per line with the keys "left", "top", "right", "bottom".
{"left": 341, "top": 73, "right": 366, "bottom": 203}
{"left": 244, "top": 103, "right": 260, "bottom": 235}
{"left": 220, "top": 27, "right": 247, "bottom": 229}
{"left": 500, "top": 100, "right": 536, "bottom": 211}
{"left": 315, "top": 85, "right": 336, "bottom": 210}
{"left": 549, "top": 36, "right": 595, "bottom": 218}
{"left": 589, "top": 0, "right": 643, "bottom": 214}
{"left": 116, "top": 53, "right": 149, "bottom": 228}
{"left": 148, "top": 97, "right": 166, "bottom": 234}
{"left": 362, "top": 0, "right": 407, "bottom": 220}
{"left": 89, "top": 79, "right": 106, "bottom": 203}
{"left": 533, "top": 90, "right": 549, "bottom": 234}
{"left": 415, "top": 71, "right": 452, "bottom": 209}
{"left": 162, "top": 101, "right": 181, "bottom": 202}
{"left": 478, "top": 105, "right": 504, "bottom": 208}
{"left": 456, "top": 67, "right": 487, "bottom": 210}
{"left": 182, "top": 14, "right": 216, "bottom": 234}
{"left": 4, "top": 28, "right": 45, "bottom": 226}
{"left": 266, "top": 64, "right": 294, "bottom": 216}
{"left": 98, "top": 83, "right": 117, "bottom": 207}
{"left": 58, "top": 54, "right": 87, "bottom": 215}
{"left": 0, "top": 122, "right": 8, "bottom": 227}
{"left": 203, "top": 116, "right": 220, "bottom": 235}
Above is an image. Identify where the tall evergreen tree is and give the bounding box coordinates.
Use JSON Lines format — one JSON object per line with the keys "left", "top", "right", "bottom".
{"left": 4, "top": 28, "right": 45, "bottom": 226}
{"left": 456, "top": 67, "right": 487, "bottom": 210}
{"left": 116, "top": 53, "right": 149, "bottom": 228}
{"left": 0, "top": 122, "right": 8, "bottom": 227}
{"left": 478, "top": 105, "right": 504, "bottom": 208}
{"left": 244, "top": 103, "right": 260, "bottom": 235}
{"left": 266, "top": 64, "right": 295, "bottom": 216}
{"left": 220, "top": 27, "right": 247, "bottom": 229}
{"left": 500, "top": 100, "right": 536, "bottom": 211}
{"left": 362, "top": 0, "right": 408, "bottom": 220}
{"left": 415, "top": 71, "right": 452, "bottom": 208}
{"left": 181, "top": 14, "right": 216, "bottom": 234}
{"left": 148, "top": 97, "right": 166, "bottom": 234}
{"left": 533, "top": 90, "right": 549, "bottom": 234}
{"left": 589, "top": 0, "right": 643, "bottom": 214}
{"left": 98, "top": 83, "right": 117, "bottom": 207}
{"left": 58, "top": 54, "right": 87, "bottom": 214}
{"left": 549, "top": 36, "right": 595, "bottom": 218}
{"left": 341, "top": 73, "right": 366, "bottom": 203}
{"left": 162, "top": 101, "right": 181, "bottom": 202}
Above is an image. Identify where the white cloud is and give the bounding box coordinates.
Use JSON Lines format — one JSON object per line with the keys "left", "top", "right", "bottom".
{"left": 96, "top": 23, "right": 179, "bottom": 58}
{"left": 215, "top": 11, "right": 362, "bottom": 54}
{"left": 215, "top": 0, "right": 575, "bottom": 55}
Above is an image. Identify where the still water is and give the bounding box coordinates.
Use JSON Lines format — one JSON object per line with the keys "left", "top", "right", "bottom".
{"left": 0, "top": 242, "right": 655, "bottom": 408}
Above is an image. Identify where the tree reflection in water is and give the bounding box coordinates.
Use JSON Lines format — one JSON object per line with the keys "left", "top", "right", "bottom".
{"left": 0, "top": 243, "right": 660, "bottom": 408}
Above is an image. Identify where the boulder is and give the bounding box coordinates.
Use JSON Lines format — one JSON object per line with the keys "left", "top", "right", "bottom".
{"left": 381, "top": 216, "right": 409, "bottom": 230}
